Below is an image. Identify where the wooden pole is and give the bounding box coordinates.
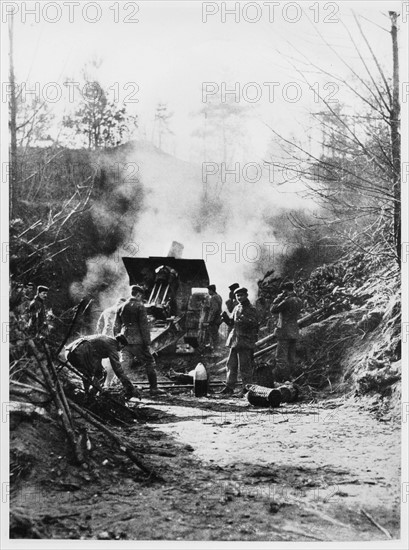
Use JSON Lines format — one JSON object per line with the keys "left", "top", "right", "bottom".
{"left": 34, "top": 354, "right": 82, "bottom": 463}
{"left": 68, "top": 399, "right": 164, "bottom": 481}
{"left": 254, "top": 342, "right": 277, "bottom": 358}
{"left": 43, "top": 343, "right": 73, "bottom": 425}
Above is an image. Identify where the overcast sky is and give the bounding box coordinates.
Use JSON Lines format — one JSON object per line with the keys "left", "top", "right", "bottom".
{"left": 9, "top": 0, "right": 405, "bottom": 161}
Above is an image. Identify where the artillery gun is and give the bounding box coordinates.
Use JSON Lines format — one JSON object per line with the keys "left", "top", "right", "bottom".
{"left": 122, "top": 246, "right": 210, "bottom": 355}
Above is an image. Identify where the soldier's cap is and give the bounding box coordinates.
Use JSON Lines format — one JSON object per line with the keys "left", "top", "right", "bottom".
{"left": 207, "top": 284, "right": 216, "bottom": 292}
{"left": 37, "top": 285, "right": 49, "bottom": 293}
{"left": 131, "top": 284, "right": 144, "bottom": 296}
{"left": 115, "top": 334, "right": 128, "bottom": 347}
{"left": 229, "top": 283, "right": 240, "bottom": 291}
{"left": 234, "top": 286, "right": 248, "bottom": 295}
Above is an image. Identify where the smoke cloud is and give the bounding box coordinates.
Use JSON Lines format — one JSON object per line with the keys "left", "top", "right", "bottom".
{"left": 71, "top": 140, "right": 313, "bottom": 319}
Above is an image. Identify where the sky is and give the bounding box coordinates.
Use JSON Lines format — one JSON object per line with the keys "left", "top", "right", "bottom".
{"left": 8, "top": 0, "right": 405, "bottom": 161}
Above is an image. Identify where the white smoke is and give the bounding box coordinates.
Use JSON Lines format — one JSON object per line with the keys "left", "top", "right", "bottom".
{"left": 128, "top": 142, "right": 312, "bottom": 303}
{"left": 71, "top": 140, "right": 313, "bottom": 316}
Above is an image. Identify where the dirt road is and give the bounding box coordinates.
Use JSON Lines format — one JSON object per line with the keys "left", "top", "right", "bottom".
{"left": 10, "top": 392, "right": 401, "bottom": 542}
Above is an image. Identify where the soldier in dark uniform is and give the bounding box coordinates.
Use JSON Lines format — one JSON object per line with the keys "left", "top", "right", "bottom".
{"left": 220, "top": 287, "right": 259, "bottom": 397}
{"left": 114, "top": 285, "right": 161, "bottom": 395}
{"left": 270, "top": 281, "right": 302, "bottom": 381}
{"left": 65, "top": 334, "right": 137, "bottom": 398}
{"left": 27, "top": 285, "right": 49, "bottom": 340}
{"left": 203, "top": 284, "right": 223, "bottom": 350}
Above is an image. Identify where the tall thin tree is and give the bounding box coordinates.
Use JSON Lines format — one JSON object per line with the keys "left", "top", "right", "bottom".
{"left": 9, "top": 12, "right": 17, "bottom": 218}
{"left": 389, "top": 11, "right": 401, "bottom": 261}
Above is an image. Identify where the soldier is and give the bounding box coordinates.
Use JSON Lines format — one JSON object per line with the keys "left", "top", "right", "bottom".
{"left": 24, "top": 282, "right": 36, "bottom": 300}
{"left": 27, "top": 285, "right": 49, "bottom": 340}
{"left": 114, "top": 285, "right": 162, "bottom": 396}
{"left": 203, "top": 284, "right": 223, "bottom": 351}
{"left": 65, "top": 334, "right": 138, "bottom": 399}
{"left": 220, "top": 287, "right": 259, "bottom": 397}
{"left": 270, "top": 281, "right": 302, "bottom": 381}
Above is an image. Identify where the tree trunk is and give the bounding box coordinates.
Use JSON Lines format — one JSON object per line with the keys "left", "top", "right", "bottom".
{"left": 389, "top": 11, "right": 401, "bottom": 262}
{"left": 9, "top": 14, "right": 17, "bottom": 218}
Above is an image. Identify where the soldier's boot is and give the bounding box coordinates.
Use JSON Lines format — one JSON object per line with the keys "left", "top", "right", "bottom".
{"left": 147, "top": 370, "right": 166, "bottom": 396}
{"left": 147, "top": 370, "right": 157, "bottom": 390}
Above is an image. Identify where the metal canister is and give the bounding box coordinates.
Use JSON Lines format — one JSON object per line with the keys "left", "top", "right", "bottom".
{"left": 246, "top": 384, "right": 282, "bottom": 408}
{"left": 276, "top": 383, "right": 299, "bottom": 403}
{"left": 193, "top": 362, "right": 208, "bottom": 397}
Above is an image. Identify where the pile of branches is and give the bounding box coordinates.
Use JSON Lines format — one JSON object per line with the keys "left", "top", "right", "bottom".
{"left": 9, "top": 341, "right": 161, "bottom": 479}
{"left": 251, "top": 251, "right": 401, "bottom": 395}
{"left": 258, "top": 252, "right": 389, "bottom": 328}
{"left": 9, "top": 297, "right": 163, "bottom": 480}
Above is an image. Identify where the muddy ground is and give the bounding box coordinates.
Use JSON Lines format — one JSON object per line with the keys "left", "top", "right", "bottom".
{"left": 9, "top": 353, "right": 401, "bottom": 543}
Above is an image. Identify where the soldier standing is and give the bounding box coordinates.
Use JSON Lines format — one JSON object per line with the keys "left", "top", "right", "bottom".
{"left": 114, "top": 285, "right": 161, "bottom": 396}
{"left": 203, "top": 284, "right": 223, "bottom": 351}
{"left": 270, "top": 281, "right": 302, "bottom": 381}
{"left": 27, "top": 285, "right": 49, "bottom": 340}
{"left": 220, "top": 287, "right": 259, "bottom": 397}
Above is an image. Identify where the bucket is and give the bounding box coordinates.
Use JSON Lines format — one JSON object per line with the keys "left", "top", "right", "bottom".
{"left": 246, "top": 384, "right": 282, "bottom": 408}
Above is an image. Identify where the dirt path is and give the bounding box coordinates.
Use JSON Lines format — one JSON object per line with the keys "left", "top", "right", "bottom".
{"left": 10, "top": 392, "right": 400, "bottom": 542}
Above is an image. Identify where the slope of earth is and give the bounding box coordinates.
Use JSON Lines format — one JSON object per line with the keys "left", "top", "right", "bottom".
{"left": 9, "top": 392, "right": 400, "bottom": 542}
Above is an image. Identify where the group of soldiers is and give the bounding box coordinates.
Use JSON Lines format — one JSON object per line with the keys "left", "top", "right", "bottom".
{"left": 65, "top": 284, "right": 163, "bottom": 400}
{"left": 198, "top": 281, "right": 302, "bottom": 398}
{"left": 10, "top": 278, "right": 302, "bottom": 401}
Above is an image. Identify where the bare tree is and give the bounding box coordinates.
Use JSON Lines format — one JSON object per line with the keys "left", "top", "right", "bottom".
{"left": 389, "top": 11, "right": 401, "bottom": 260}
{"left": 266, "top": 11, "right": 401, "bottom": 264}
{"left": 9, "top": 12, "right": 17, "bottom": 218}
